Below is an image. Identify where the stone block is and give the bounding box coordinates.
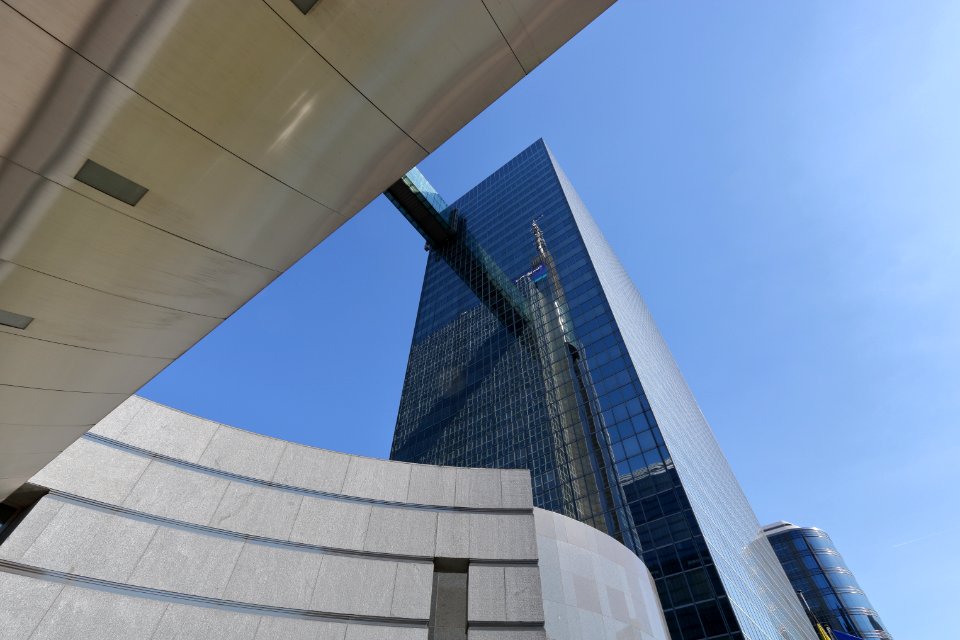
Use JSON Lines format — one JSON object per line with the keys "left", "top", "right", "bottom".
{"left": 71, "top": 510, "right": 157, "bottom": 583}
{"left": 469, "top": 514, "right": 537, "bottom": 560}
{"left": 606, "top": 585, "right": 630, "bottom": 621}
{"left": 454, "top": 468, "right": 501, "bottom": 508}
{"left": 255, "top": 617, "right": 347, "bottom": 640}
{"left": 0, "top": 572, "right": 62, "bottom": 640}
{"left": 223, "top": 543, "right": 322, "bottom": 608}
{"left": 311, "top": 555, "right": 396, "bottom": 617}
{"left": 406, "top": 464, "right": 456, "bottom": 506}
{"left": 533, "top": 508, "right": 557, "bottom": 540}
{"left": 16, "top": 501, "right": 101, "bottom": 574}
{"left": 596, "top": 529, "right": 631, "bottom": 565}
{"left": 0, "top": 495, "right": 63, "bottom": 561}
{"left": 289, "top": 496, "right": 371, "bottom": 550}
{"left": 575, "top": 609, "right": 605, "bottom": 640}
{"left": 344, "top": 626, "right": 428, "bottom": 640}
{"left": 602, "top": 617, "right": 644, "bottom": 640}
{"left": 341, "top": 457, "right": 411, "bottom": 503}
{"left": 116, "top": 401, "right": 218, "bottom": 462}
{"left": 562, "top": 516, "right": 598, "bottom": 553}
{"left": 594, "top": 555, "right": 626, "bottom": 593}
{"left": 467, "top": 565, "right": 505, "bottom": 622}
{"left": 28, "top": 585, "right": 167, "bottom": 640}
{"left": 556, "top": 540, "right": 594, "bottom": 579}
{"left": 535, "top": 550, "right": 564, "bottom": 605}
{"left": 505, "top": 566, "right": 544, "bottom": 623}
{"left": 500, "top": 469, "right": 533, "bottom": 509}
{"left": 128, "top": 526, "right": 243, "bottom": 598}
{"left": 123, "top": 460, "right": 229, "bottom": 525}
{"left": 209, "top": 481, "right": 302, "bottom": 540}
{"left": 572, "top": 574, "right": 602, "bottom": 615}
{"left": 363, "top": 507, "right": 436, "bottom": 557}
{"left": 30, "top": 438, "right": 149, "bottom": 504}
{"left": 390, "top": 561, "right": 433, "bottom": 619}
{"left": 197, "top": 426, "right": 285, "bottom": 479}
{"left": 272, "top": 443, "right": 351, "bottom": 493}
{"left": 20, "top": 500, "right": 156, "bottom": 582}
{"left": 535, "top": 534, "right": 561, "bottom": 574}
{"left": 152, "top": 604, "right": 259, "bottom": 640}
{"left": 87, "top": 396, "right": 146, "bottom": 439}
{"left": 542, "top": 600, "right": 582, "bottom": 640}
{"left": 435, "top": 512, "right": 470, "bottom": 558}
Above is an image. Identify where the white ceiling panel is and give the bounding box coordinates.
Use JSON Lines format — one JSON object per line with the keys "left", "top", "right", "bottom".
{"left": 0, "top": 262, "right": 219, "bottom": 358}
{"left": 0, "top": 5, "right": 348, "bottom": 271}
{"left": 0, "top": 331, "right": 169, "bottom": 394}
{"left": 0, "top": 160, "right": 277, "bottom": 318}
{"left": 9, "top": 0, "right": 428, "bottom": 216}
{"left": 0, "top": 386, "right": 126, "bottom": 426}
{"left": 264, "top": 0, "right": 527, "bottom": 152}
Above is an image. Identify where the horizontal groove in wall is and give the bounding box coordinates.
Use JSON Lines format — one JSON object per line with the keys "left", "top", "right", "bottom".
{"left": 0, "top": 559, "right": 428, "bottom": 628}
{"left": 467, "top": 621, "right": 546, "bottom": 630}
{"left": 83, "top": 433, "right": 533, "bottom": 515}
{"left": 467, "top": 559, "right": 542, "bottom": 568}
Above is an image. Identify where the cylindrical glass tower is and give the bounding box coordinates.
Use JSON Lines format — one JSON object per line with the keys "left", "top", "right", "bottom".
{"left": 764, "top": 522, "right": 892, "bottom": 640}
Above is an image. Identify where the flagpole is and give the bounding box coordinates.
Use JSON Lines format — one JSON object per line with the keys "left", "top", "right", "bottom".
{"left": 796, "top": 591, "right": 833, "bottom": 640}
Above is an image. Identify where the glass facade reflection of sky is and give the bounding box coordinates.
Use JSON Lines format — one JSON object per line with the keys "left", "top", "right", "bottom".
{"left": 391, "top": 140, "right": 816, "bottom": 640}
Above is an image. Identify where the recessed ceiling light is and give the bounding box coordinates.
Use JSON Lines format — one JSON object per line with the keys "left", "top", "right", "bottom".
{"left": 291, "top": 0, "right": 320, "bottom": 15}
{"left": 75, "top": 160, "right": 148, "bottom": 206}
{"left": 0, "top": 308, "right": 33, "bottom": 330}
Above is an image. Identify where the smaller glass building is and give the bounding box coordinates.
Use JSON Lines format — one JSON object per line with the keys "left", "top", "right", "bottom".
{"left": 763, "top": 522, "right": 892, "bottom": 640}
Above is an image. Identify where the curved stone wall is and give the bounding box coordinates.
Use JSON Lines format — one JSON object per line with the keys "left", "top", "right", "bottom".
{"left": 0, "top": 397, "right": 668, "bottom": 640}
{"left": 536, "top": 510, "right": 669, "bottom": 640}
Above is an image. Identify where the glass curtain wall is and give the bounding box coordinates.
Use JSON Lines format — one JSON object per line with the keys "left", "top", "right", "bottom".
{"left": 765, "top": 523, "right": 892, "bottom": 640}
{"left": 392, "top": 140, "right": 815, "bottom": 640}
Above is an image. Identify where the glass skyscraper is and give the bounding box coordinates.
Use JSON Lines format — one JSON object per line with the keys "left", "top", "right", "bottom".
{"left": 764, "top": 522, "right": 892, "bottom": 640}
{"left": 390, "top": 140, "right": 816, "bottom": 640}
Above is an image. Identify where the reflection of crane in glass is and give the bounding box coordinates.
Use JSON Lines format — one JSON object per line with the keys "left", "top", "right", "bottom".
{"left": 523, "top": 221, "right": 638, "bottom": 550}
{"left": 385, "top": 170, "right": 635, "bottom": 547}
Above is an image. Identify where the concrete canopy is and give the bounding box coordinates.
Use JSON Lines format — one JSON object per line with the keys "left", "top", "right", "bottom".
{"left": 0, "top": 0, "right": 614, "bottom": 500}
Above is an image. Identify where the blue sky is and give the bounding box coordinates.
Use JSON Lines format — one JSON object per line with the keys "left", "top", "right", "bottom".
{"left": 143, "top": 2, "right": 960, "bottom": 636}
